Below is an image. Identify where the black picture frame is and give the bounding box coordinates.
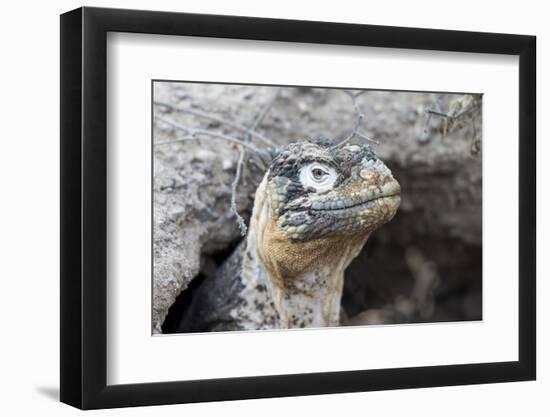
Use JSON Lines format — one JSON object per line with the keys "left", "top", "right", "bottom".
{"left": 60, "top": 6, "right": 536, "bottom": 410}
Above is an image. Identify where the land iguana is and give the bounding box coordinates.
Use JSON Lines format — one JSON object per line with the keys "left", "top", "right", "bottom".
{"left": 175, "top": 137, "right": 400, "bottom": 331}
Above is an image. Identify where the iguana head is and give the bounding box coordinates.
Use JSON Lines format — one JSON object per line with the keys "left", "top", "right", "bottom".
{"left": 251, "top": 138, "right": 401, "bottom": 328}
{"left": 266, "top": 139, "right": 400, "bottom": 242}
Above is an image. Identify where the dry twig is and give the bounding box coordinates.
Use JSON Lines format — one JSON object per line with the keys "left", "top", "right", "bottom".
{"left": 425, "top": 94, "right": 481, "bottom": 154}
{"left": 154, "top": 116, "right": 263, "bottom": 153}
{"left": 247, "top": 88, "right": 282, "bottom": 138}
{"left": 230, "top": 88, "right": 282, "bottom": 236}
{"left": 230, "top": 149, "right": 249, "bottom": 235}
{"left": 154, "top": 101, "right": 276, "bottom": 147}
{"left": 331, "top": 90, "right": 379, "bottom": 148}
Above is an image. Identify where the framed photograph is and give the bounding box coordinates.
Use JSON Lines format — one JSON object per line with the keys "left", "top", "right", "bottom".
{"left": 60, "top": 6, "right": 536, "bottom": 410}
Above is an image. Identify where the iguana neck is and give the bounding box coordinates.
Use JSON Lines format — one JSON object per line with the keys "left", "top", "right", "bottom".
{"left": 230, "top": 198, "right": 279, "bottom": 330}
{"left": 262, "top": 234, "right": 367, "bottom": 327}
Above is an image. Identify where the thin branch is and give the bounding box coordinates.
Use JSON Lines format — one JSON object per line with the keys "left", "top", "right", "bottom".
{"left": 470, "top": 109, "right": 481, "bottom": 155}
{"left": 355, "top": 131, "right": 380, "bottom": 145}
{"left": 244, "top": 87, "right": 281, "bottom": 164}
{"left": 352, "top": 90, "right": 367, "bottom": 98}
{"left": 333, "top": 92, "right": 363, "bottom": 148}
{"left": 230, "top": 149, "right": 248, "bottom": 236}
{"left": 154, "top": 116, "right": 262, "bottom": 153}
{"left": 426, "top": 97, "right": 480, "bottom": 121}
{"left": 425, "top": 95, "right": 481, "bottom": 140}
{"left": 426, "top": 109, "right": 453, "bottom": 118}
{"left": 154, "top": 101, "right": 276, "bottom": 148}
{"left": 423, "top": 111, "right": 432, "bottom": 133}
{"left": 230, "top": 87, "right": 282, "bottom": 236}
{"left": 155, "top": 135, "right": 195, "bottom": 146}
{"left": 247, "top": 87, "right": 282, "bottom": 137}
{"left": 331, "top": 90, "right": 378, "bottom": 148}
{"left": 453, "top": 100, "right": 480, "bottom": 120}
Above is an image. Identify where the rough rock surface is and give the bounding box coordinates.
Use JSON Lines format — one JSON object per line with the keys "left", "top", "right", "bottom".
{"left": 152, "top": 84, "right": 265, "bottom": 333}
{"left": 153, "top": 82, "right": 482, "bottom": 333}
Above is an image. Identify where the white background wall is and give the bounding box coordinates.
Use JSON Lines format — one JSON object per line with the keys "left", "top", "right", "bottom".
{"left": 0, "top": 0, "right": 546, "bottom": 415}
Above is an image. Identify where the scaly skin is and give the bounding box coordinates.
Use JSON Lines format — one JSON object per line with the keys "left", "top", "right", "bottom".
{"left": 245, "top": 138, "right": 401, "bottom": 328}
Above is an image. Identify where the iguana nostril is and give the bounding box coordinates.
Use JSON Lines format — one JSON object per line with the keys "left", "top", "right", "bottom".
{"left": 381, "top": 180, "right": 401, "bottom": 195}
{"left": 359, "top": 169, "right": 370, "bottom": 179}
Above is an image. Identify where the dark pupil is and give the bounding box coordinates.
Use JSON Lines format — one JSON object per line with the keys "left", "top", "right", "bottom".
{"left": 312, "top": 168, "right": 326, "bottom": 179}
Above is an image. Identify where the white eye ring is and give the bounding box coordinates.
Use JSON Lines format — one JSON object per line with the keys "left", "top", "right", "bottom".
{"left": 299, "top": 163, "right": 337, "bottom": 192}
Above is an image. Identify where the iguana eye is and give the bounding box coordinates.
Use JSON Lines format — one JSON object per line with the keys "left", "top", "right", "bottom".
{"left": 300, "top": 163, "right": 337, "bottom": 192}
{"left": 312, "top": 168, "right": 327, "bottom": 180}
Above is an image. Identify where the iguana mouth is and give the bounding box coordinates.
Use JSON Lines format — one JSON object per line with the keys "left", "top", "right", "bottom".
{"left": 308, "top": 182, "right": 401, "bottom": 212}
{"left": 309, "top": 193, "right": 400, "bottom": 212}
